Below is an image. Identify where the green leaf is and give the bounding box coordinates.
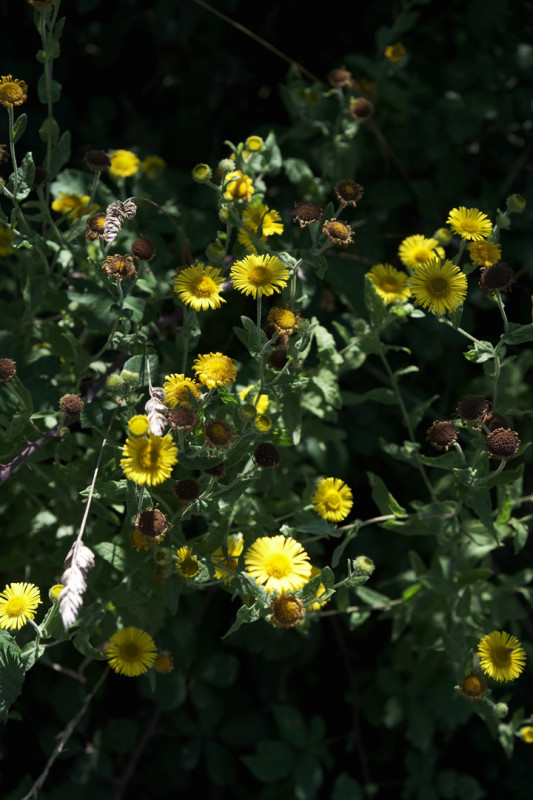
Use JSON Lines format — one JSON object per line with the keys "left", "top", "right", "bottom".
{"left": 93, "top": 542, "right": 126, "bottom": 572}
{"left": 72, "top": 629, "right": 107, "bottom": 660}
{"left": 49, "top": 130, "right": 71, "bottom": 178}
{"left": 273, "top": 705, "right": 307, "bottom": 749}
{"left": 198, "top": 654, "right": 239, "bottom": 688}
{"left": 11, "top": 114, "right": 27, "bottom": 144}
{"left": 332, "top": 773, "right": 364, "bottom": 800}
{"left": 241, "top": 740, "right": 293, "bottom": 782}
{"left": 502, "top": 322, "right": 533, "bottom": 345}
{"left": 280, "top": 387, "right": 302, "bottom": 445}
{"left": 0, "top": 631, "right": 25, "bottom": 721}
{"left": 463, "top": 340, "right": 495, "bottom": 363}
{"left": 355, "top": 586, "right": 390, "bottom": 607}
{"left": 37, "top": 74, "right": 62, "bottom": 104}
{"left": 367, "top": 471, "right": 406, "bottom": 516}
{"left": 294, "top": 751, "right": 324, "bottom": 798}
{"left": 6, "top": 152, "right": 35, "bottom": 201}
{"left": 222, "top": 602, "right": 264, "bottom": 638}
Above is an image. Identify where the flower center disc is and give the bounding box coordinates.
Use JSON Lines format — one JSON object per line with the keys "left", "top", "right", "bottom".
{"left": 428, "top": 277, "right": 449, "bottom": 296}
{"left": 6, "top": 598, "right": 25, "bottom": 615}
{"left": 324, "top": 490, "right": 341, "bottom": 510}
{"left": 121, "top": 643, "right": 142, "bottom": 662}
{"left": 192, "top": 276, "right": 216, "bottom": 297}
{"left": 265, "top": 553, "right": 291, "bottom": 578}
{"left": 249, "top": 266, "right": 270, "bottom": 285}
{"left": 491, "top": 646, "right": 513, "bottom": 668}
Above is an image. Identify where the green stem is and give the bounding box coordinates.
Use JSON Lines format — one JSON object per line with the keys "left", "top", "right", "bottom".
{"left": 495, "top": 292, "right": 510, "bottom": 335}
{"left": 378, "top": 346, "right": 436, "bottom": 500}
{"left": 7, "top": 108, "right": 19, "bottom": 199}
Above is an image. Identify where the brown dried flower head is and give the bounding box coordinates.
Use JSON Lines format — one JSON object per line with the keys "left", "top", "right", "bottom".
{"left": 482, "top": 412, "right": 510, "bottom": 434}
{"left": 85, "top": 212, "right": 107, "bottom": 240}
{"left": 59, "top": 393, "right": 84, "bottom": 421}
{"left": 455, "top": 395, "right": 490, "bottom": 423}
{"left": 327, "top": 66, "right": 352, "bottom": 88}
{"left": 0, "top": 357, "right": 17, "bottom": 383}
{"left": 426, "top": 420, "right": 458, "bottom": 452}
{"left": 136, "top": 508, "right": 171, "bottom": 540}
{"left": 293, "top": 200, "right": 324, "bottom": 228}
{"left": 322, "top": 218, "right": 354, "bottom": 247}
{"left": 479, "top": 262, "right": 514, "bottom": 294}
{"left": 269, "top": 594, "right": 305, "bottom": 628}
{"left": 168, "top": 405, "right": 198, "bottom": 432}
{"left": 102, "top": 254, "right": 137, "bottom": 282}
{"left": 334, "top": 180, "right": 365, "bottom": 207}
{"left": 204, "top": 462, "right": 226, "bottom": 479}
{"left": 203, "top": 419, "right": 236, "bottom": 450}
{"left": 174, "top": 478, "right": 202, "bottom": 506}
{"left": 349, "top": 97, "right": 374, "bottom": 119}
{"left": 253, "top": 442, "right": 281, "bottom": 470}
{"left": 83, "top": 149, "right": 111, "bottom": 173}
{"left": 268, "top": 346, "right": 289, "bottom": 372}
{"left": 460, "top": 670, "right": 487, "bottom": 700}
{"left": 131, "top": 234, "right": 156, "bottom": 261}
{"left": 485, "top": 428, "right": 521, "bottom": 460}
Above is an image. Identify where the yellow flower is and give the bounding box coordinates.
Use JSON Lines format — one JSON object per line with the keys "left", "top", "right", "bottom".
{"left": 269, "top": 594, "right": 305, "bottom": 628}
{"left": 0, "top": 582, "right": 42, "bottom": 630}
{"left": 121, "top": 433, "right": 178, "bottom": 486}
{"left": 163, "top": 374, "right": 201, "bottom": 407}
{"left": 223, "top": 170, "right": 254, "bottom": 202}
{"left": 367, "top": 263, "right": 411, "bottom": 304}
{"left": 520, "top": 726, "right": 533, "bottom": 743}
{"left": 193, "top": 352, "right": 237, "bottom": 389}
{"left": 141, "top": 155, "right": 165, "bottom": 178}
{"left": 245, "top": 135, "right": 264, "bottom": 152}
{"left": 0, "top": 227, "right": 15, "bottom": 257}
{"left": 266, "top": 306, "right": 302, "bottom": 335}
{"left": 176, "top": 546, "right": 200, "bottom": 578}
{"left": 109, "top": 149, "right": 140, "bottom": 178}
{"left": 212, "top": 533, "right": 244, "bottom": 582}
{"left": 398, "top": 235, "right": 440, "bottom": 270}
{"left": 384, "top": 43, "right": 406, "bottom": 62}
{"left": 409, "top": 257, "right": 468, "bottom": 315}
{"left": 244, "top": 535, "right": 311, "bottom": 595}
{"left": 230, "top": 254, "right": 290, "bottom": 299}
{"left": 192, "top": 163, "right": 212, "bottom": 183}
{"left": 447, "top": 207, "right": 492, "bottom": 241}
{"left": 173, "top": 263, "right": 226, "bottom": 311}
{"left": 153, "top": 651, "right": 174, "bottom": 674}
{"left": 459, "top": 670, "right": 487, "bottom": 700}
{"left": 312, "top": 477, "right": 353, "bottom": 523}
{"left": 322, "top": 219, "right": 354, "bottom": 247}
{"left": 237, "top": 203, "right": 284, "bottom": 253}
{"left": 468, "top": 241, "right": 502, "bottom": 267}
{"left": 104, "top": 627, "right": 157, "bottom": 677}
{"left": 254, "top": 413, "right": 272, "bottom": 433}
{"left": 51, "top": 192, "right": 98, "bottom": 220}
{"left": 128, "top": 415, "right": 150, "bottom": 436}
{"left": 238, "top": 386, "right": 269, "bottom": 414}
{"left": 48, "top": 584, "right": 64, "bottom": 602}
{"left": 476, "top": 630, "right": 526, "bottom": 682}
{"left": 0, "top": 75, "right": 28, "bottom": 108}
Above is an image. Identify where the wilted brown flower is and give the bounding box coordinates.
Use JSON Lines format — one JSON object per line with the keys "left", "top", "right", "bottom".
{"left": 485, "top": 428, "right": 521, "bottom": 460}
{"left": 293, "top": 201, "right": 324, "bottom": 228}
{"left": 426, "top": 420, "right": 458, "bottom": 452}
{"left": 322, "top": 219, "right": 354, "bottom": 247}
{"left": 102, "top": 254, "right": 137, "bottom": 281}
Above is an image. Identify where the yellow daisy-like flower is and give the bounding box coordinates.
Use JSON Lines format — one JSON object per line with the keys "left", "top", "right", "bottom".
{"left": 367, "top": 263, "right": 411, "bottom": 304}
{"left": 109, "top": 149, "right": 140, "bottom": 178}
{"left": 0, "top": 582, "right": 42, "bottom": 630}
{"left": 120, "top": 433, "right": 178, "bottom": 486}
{"left": 48, "top": 584, "right": 64, "bottom": 602}
{"left": 51, "top": 192, "right": 98, "bottom": 220}
{"left": 163, "top": 373, "right": 201, "bottom": 407}
{"left": 468, "top": 241, "right": 502, "bottom": 267}
{"left": 192, "top": 352, "right": 237, "bottom": 389}
{"left": 0, "top": 227, "right": 15, "bottom": 257}
{"left": 447, "top": 207, "right": 492, "bottom": 241}
{"left": 237, "top": 203, "right": 284, "bottom": 253}
{"left": 244, "top": 535, "right": 311, "bottom": 595}
{"left": 520, "top": 726, "right": 533, "bottom": 743}
{"left": 307, "top": 566, "right": 330, "bottom": 611}
{"left": 409, "top": 257, "right": 468, "bottom": 315}
{"left": 266, "top": 306, "right": 301, "bottom": 335}
{"left": 128, "top": 414, "right": 150, "bottom": 436}
{"left": 141, "top": 155, "right": 165, "bottom": 178}
{"left": 212, "top": 533, "right": 244, "bottom": 582}
{"left": 230, "top": 254, "right": 290, "bottom": 299}
{"left": 245, "top": 135, "right": 264, "bottom": 152}
{"left": 173, "top": 264, "right": 226, "bottom": 311}
{"left": 104, "top": 627, "right": 157, "bottom": 677}
{"left": 0, "top": 75, "right": 28, "bottom": 108}
{"left": 384, "top": 43, "right": 406, "bottom": 62}
{"left": 176, "top": 546, "right": 200, "bottom": 578}
{"left": 398, "top": 235, "right": 440, "bottom": 270}
{"left": 238, "top": 385, "right": 269, "bottom": 414}
{"left": 476, "top": 630, "right": 526, "bottom": 682}
{"left": 312, "top": 477, "right": 354, "bottom": 523}
{"left": 223, "top": 170, "right": 255, "bottom": 202}
{"left": 153, "top": 651, "right": 175, "bottom": 674}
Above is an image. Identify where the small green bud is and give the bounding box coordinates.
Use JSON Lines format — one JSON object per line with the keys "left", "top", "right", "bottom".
{"left": 352, "top": 555, "right": 375, "bottom": 576}
{"left": 218, "top": 158, "right": 235, "bottom": 174}
{"left": 434, "top": 227, "right": 452, "bottom": 245}
{"left": 239, "top": 403, "right": 257, "bottom": 421}
{"left": 48, "top": 584, "right": 64, "bottom": 603}
{"left": 495, "top": 210, "right": 511, "bottom": 230}
{"left": 254, "top": 413, "right": 272, "bottom": 433}
{"left": 120, "top": 369, "right": 139, "bottom": 388}
{"left": 154, "top": 547, "right": 173, "bottom": 566}
{"left": 206, "top": 240, "right": 225, "bottom": 266}
{"left": 192, "top": 163, "right": 212, "bottom": 183}
{"left": 506, "top": 193, "right": 526, "bottom": 214}
{"left": 494, "top": 702, "right": 509, "bottom": 719}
